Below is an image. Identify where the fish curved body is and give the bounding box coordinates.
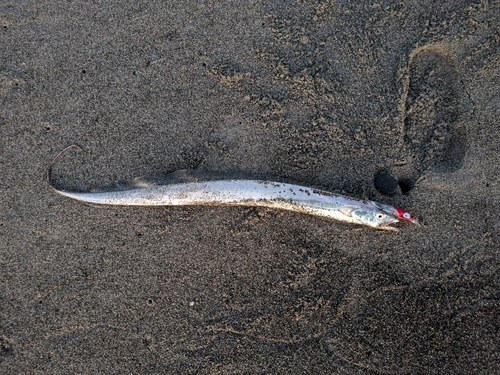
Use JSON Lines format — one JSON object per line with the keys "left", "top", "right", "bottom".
{"left": 51, "top": 178, "right": 416, "bottom": 230}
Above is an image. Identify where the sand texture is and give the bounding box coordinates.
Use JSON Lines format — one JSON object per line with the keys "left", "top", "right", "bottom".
{"left": 1, "top": 1, "right": 499, "bottom": 373}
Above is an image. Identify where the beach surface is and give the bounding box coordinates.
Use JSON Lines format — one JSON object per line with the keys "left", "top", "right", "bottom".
{"left": 1, "top": 1, "right": 499, "bottom": 373}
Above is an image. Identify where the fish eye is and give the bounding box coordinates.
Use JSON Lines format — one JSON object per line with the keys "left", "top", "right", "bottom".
{"left": 376, "top": 213, "right": 385, "bottom": 220}
{"left": 403, "top": 212, "right": 411, "bottom": 219}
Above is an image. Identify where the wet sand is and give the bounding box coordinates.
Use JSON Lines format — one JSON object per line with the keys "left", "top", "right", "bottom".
{"left": 1, "top": 1, "right": 499, "bottom": 373}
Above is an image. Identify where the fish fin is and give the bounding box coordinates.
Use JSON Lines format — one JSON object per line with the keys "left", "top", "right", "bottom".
{"left": 131, "top": 177, "right": 156, "bottom": 188}
{"left": 130, "top": 170, "right": 203, "bottom": 187}
{"left": 132, "top": 169, "right": 258, "bottom": 186}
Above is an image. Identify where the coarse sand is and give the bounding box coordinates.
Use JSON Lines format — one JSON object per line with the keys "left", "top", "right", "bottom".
{"left": 1, "top": 1, "right": 499, "bottom": 373}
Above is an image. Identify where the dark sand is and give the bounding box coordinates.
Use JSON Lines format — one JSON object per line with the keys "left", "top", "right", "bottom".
{"left": 1, "top": 1, "right": 499, "bottom": 373}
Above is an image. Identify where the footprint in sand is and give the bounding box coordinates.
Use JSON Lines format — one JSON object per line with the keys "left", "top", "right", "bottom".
{"left": 396, "top": 45, "right": 467, "bottom": 193}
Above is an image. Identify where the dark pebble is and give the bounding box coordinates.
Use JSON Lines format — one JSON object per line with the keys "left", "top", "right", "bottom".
{"left": 375, "top": 171, "right": 399, "bottom": 195}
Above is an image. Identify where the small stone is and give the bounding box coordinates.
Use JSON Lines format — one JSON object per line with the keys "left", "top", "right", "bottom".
{"left": 375, "top": 171, "right": 398, "bottom": 195}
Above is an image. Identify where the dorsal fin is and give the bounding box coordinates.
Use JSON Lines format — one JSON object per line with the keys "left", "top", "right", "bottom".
{"left": 131, "top": 169, "right": 258, "bottom": 187}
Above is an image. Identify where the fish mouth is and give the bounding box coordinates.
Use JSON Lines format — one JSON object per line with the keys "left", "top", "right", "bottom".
{"left": 407, "top": 217, "right": 421, "bottom": 226}
{"left": 378, "top": 220, "right": 400, "bottom": 231}
{"left": 379, "top": 216, "right": 420, "bottom": 230}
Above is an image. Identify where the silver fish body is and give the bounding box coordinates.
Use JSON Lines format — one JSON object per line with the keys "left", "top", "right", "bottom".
{"left": 51, "top": 179, "right": 402, "bottom": 230}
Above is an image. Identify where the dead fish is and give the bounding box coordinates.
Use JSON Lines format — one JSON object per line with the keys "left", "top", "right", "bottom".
{"left": 48, "top": 146, "right": 420, "bottom": 231}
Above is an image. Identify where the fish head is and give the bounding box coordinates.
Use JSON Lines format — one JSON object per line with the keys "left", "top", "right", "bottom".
{"left": 369, "top": 201, "right": 421, "bottom": 229}
{"left": 349, "top": 204, "right": 400, "bottom": 230}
